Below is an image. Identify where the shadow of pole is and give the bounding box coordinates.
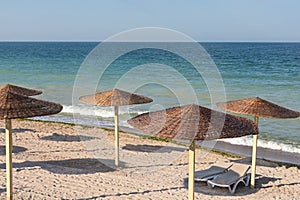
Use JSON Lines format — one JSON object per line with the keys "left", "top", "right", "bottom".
{"left": 78, "top": 186, "right": 185, "bottom": 200}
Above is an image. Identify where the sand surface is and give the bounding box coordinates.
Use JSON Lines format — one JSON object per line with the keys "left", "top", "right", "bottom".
{"left": 0, "top": 119, "right": 299, "bottom": 200}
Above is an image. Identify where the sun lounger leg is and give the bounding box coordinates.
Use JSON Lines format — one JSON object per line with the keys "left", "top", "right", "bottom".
{"left": 230, "top": 181, "right": 239, "bottom": 193}
{"left": 229, "top": 175, "right": 250, "bottom": 193}
{"left": 245, "top": 174, "right": 250, "bottom": 186}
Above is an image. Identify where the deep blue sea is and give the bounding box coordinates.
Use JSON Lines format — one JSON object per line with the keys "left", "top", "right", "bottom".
{"left": 0, "top": 42, "right": 299, "bottom": 153}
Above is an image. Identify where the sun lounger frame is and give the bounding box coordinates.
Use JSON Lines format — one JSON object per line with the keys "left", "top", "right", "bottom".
{"left": 208, "top": 173, "right": 250, "bottom": 193}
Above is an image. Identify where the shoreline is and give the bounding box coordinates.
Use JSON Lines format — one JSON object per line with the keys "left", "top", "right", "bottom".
{"left": 205, "top": 141, "right": 300, "bottom": 166}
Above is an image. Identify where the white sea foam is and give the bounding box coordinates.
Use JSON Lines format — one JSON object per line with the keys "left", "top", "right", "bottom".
{"left": 62, "top": 105, "right": 115, "bottom": 117}
{"left": 220, "top": 137, "right": 300, "bottom": 154}
{"left": 61, "top": 104, "right": 145, "bottom": 118}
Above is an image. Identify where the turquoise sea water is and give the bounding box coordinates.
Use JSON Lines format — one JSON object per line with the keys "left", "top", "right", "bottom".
{"left": 0, "top": 42, "right": 299, "bottom": 153}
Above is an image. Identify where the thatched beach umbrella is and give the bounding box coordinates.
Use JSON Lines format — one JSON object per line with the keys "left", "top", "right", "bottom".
{"left": 216, "top": 97, "right": 300, "bottom": 187}
{"left": 79, "top": 88, "right": 153, "bottom": 166}
{"left": 0, "top": 91, "right": 62, "bottom": 200}
{"left": 128, "top": 104, "right": 258, "bottom": 200}
{"left": 0, "top": 84, "right": 42, "bottom": 96}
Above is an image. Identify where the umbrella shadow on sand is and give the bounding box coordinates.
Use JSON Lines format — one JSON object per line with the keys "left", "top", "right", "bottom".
{"left": 43, "top": 158, "right": 118, "bottom": 174}
{"left": 0, "top": 188, "right": 5, "bottom": 195}
{"left": 0, "top": 158, "right": 118, "bottom": 175}
{"left": 0, "top": 128, "right": 36, "bottom": 133}
{"left": 40, "top": 133, "right": 96, "bottom": 142}
{"left": 0, "top": 145, "right": 27, "bottom": 155}
{"left": 254, "top": 175, "right": 281, "bottom": 188}
{"left": 122, "top": 144, "right": 186, "bottom": 153}
{"left": 256, "top": 175, "right": 300, "bottom": 189}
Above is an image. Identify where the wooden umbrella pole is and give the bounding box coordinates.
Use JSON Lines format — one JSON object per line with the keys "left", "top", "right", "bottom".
{"left": 188, "top": 140, "right": 195, "bottom": 200}
{"left": 5, "top": 119, "right": 13, "bottom": 200}
{"left": 114, "top": 106, "right": 119, "bottom": 167}
{"left": 251, "top": 116, "right": 259, "bottom": 188}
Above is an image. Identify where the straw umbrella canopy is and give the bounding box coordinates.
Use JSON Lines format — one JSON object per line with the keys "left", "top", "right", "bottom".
{"left": 128, "top": 104, "right": 258, "bottom": 200}
{"left": 79, "top": 88, "right": 153, "bottom": 166}
{"left": 0, "top": 84, "right": 42, "bottom": 96}
{"left": 216, "top": 97, "right": 300, "bottom": 187}
{"left": 216, "top": 97, "right": 300, "bottom": 119}
{"left": 0, "top": 91, "right": 62, "bottom": 200}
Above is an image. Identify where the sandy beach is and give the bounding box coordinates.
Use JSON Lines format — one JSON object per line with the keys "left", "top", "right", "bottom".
{"left": 0, "top": 119, "right": 299, "bottom": 200}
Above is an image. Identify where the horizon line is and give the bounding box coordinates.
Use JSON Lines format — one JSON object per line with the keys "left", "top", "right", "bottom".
{"left": 0, "top": 40, "right": 300, "bottom": 43}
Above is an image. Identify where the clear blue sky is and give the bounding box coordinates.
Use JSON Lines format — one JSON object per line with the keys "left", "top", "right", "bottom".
{"left": 1, "top": 0, "right": 299, "bottom": 42}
